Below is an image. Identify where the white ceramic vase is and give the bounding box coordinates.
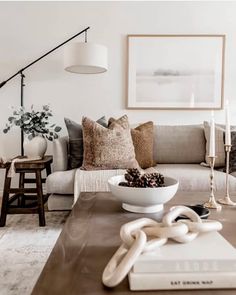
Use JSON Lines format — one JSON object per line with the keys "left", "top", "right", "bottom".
{"left": 24, "top": 136, "right": 47, "bottom": 158}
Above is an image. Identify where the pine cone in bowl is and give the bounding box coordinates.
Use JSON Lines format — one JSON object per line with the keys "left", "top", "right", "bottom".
{"left": 119, "top": 169, "right": 165, "bottom": 188}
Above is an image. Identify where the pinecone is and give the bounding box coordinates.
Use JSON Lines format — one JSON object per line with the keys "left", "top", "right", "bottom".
{"left": 119, "top": 182, "right": 130, "bottom": 187}
{"left": 135, "top": 177, "right": 146, "bottom": 188}
{"left": 119, "top": 169, "right": 165, "bottom": 188}
{"left": 146, "top": 173, "right": 164, "bottom": 186}
{"left": 126, "top": 168, "right": 141, "bottom": 180}
{"left": 124, "top": 173, "right": 133, "bottom": 182}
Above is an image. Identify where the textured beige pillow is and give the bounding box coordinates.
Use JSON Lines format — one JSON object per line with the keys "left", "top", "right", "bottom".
{"left": 203, "top": 121, "right": 236, "bottom": 167}
{"left": 131, "top": 122, "right": 154, "bottom": 169}
{"left": 109, "top": 119, "right": 155, "bottom": 169}
{"left": 81, "top": 115, "right": 139, "bottom": 170}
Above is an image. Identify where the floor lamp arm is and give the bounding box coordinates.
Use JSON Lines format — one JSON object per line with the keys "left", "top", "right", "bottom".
{"left": 0, "top": 26, "right": 90, "bottom": 156}
{"left": 0, "top": 26, "right": 90, "bottom": 88}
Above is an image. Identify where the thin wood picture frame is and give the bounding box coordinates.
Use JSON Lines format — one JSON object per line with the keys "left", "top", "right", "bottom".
{"left": 127, "top": 34, "right": 225, "bottom": 110}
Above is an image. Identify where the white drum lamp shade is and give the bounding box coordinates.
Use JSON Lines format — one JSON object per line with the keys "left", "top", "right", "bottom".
{"left": 64, "top": 42, "right": 108, "bottom": 74}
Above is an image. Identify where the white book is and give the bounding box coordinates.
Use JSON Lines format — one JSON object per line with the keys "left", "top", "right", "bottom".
{"left": 129, "top": 270, "right": 236, "bottom": 290}
{"left": 133, "top": 232, "right": 236, "bottom": 273}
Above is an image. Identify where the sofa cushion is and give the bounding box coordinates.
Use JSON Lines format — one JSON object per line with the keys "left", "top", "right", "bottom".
{"left": 155, "top": 164, "right": 236, "bottom": 192}
{"left": 64, "top": 116, "right": 107, "bottom": 169}
{"left": 153, "top": 125, "right": 205, "bottom": 164}
{"left": 81, "top": 115, "right": 139, "bottom": 170}
{"left": 46, "top": 169, "right": 76, "bottom": 195}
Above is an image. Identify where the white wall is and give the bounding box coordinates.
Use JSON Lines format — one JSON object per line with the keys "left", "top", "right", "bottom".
{"left": 0, "top": 1, "right": 235, "bottom": 187}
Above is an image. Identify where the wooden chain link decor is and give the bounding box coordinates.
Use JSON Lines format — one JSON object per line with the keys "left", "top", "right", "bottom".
{"left": 102, "top": 206, "right": 222, "bottom": 287}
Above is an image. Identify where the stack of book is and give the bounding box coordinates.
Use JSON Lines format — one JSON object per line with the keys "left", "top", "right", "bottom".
{"left": 129, "top": 232, "right": 236, "bottom": 290}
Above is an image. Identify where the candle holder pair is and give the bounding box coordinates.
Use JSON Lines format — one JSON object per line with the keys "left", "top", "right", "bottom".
{"left": 204, "top": 145, "right": 236, "bottom": 210}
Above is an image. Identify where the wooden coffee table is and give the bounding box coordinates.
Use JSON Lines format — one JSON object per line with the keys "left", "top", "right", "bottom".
{"left": 31, "top": 191, "right": 236, "bottom": 295}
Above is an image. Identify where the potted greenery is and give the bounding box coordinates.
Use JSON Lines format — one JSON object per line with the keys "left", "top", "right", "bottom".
{"left": 3, "top": 104, "right": 61, "bottom": 158}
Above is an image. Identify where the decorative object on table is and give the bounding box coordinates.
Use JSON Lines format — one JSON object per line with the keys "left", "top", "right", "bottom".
{"left": 23, "top": 137, "right": 47, "bottom": 159}
{"left": 0, "top": 26, "right": 107, "bottom": 155}
{"left": 218, "top": 144, "right": 236, "bottom": 206}
{"left": 204, "top": 155, "right": 222, "bottom": 210}
{"left": 102, "top": 205, "right": 222, "bottom": 288}
{"left": 218, "top": 100, "right": 236, "bottom": 206}
{"left": 81, "top": 115, "right": 139, "bottom": 170}
{"left": 203, "top": 119, "right": 236, "bottom": 168}
{"left": 64, "top": 116, "right": 107, "bottom": 169}
{"left": 177, "top": 204, "right": 210, "bottom": 220}
{"left": 119, "top": 168, "right": 164, "bottom": 188}
{"left": 203, "top": 121, "right": 226, "bottom": 167}
{"left": 129, "top": 231, "right": 236, "bottom": 290}
{"left": 108, "top": 174, "right": 178, "bottom": 213}
{"left": 127, "top": 34, "right": 225, "bottom": 110}
{"left": 3, "top": 105, "right": 61, "bottom": 158}
{"left": 204, "top": 112, "right": 221, "bottom": 210}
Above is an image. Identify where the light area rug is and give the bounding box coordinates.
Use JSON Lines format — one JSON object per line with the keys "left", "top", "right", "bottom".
{"left": 0, "top": 210, "right": 69, "bottom": 295}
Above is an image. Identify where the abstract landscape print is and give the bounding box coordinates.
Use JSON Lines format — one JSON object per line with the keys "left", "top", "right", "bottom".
{"left": 127, "top": 35, "right": 225, "bottom": 109}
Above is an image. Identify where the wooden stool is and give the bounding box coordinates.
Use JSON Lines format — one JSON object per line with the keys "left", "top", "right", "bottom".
{"left": 0, "top": 155, "right": 53, "bottom": 227}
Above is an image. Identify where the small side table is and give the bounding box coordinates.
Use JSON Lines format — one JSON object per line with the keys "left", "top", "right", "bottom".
{"left": 0, "top": 155, "right": 53, "bottom": 227}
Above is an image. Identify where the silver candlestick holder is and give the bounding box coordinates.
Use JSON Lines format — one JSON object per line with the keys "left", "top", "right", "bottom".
{"left": 204, "top": 156, "right": 222, "bottom": 210}
{"left": 218, "top": 145, "right": 236, "bottom": 206}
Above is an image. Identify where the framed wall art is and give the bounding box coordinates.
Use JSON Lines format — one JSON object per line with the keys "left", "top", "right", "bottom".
{"left": 127, "top": 35, "right": 225, "bottom": 110}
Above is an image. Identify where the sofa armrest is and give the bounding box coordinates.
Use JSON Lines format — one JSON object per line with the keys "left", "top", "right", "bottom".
{"left": 53, "top": 136, "right": 69, "bottom": 172}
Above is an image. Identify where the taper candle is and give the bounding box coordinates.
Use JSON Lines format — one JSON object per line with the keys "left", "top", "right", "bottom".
{"left": 209, "top": 111, "right": 215, "bottom": 157}
{"left": 225, "top": 100, "right": 231, "bottom": 146}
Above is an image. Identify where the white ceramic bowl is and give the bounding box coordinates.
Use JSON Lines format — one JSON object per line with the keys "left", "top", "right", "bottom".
{"left": 108, "top": 175, "right": 179, "bottom": 213}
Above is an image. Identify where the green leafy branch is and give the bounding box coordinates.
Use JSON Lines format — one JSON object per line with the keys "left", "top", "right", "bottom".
{"left": 3, "top": 104, "right": 62, "bottom": 141}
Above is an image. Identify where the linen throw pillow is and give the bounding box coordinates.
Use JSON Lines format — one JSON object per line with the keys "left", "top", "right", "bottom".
{"left": 203, "top": 121, "right": 236, "bottom": 167}
{"left": 109, "top": 119, "right": 154, "bottom": 169}
{"left": 81, "top": 115, "right": 139, "bottom": 170}
{"left": 64, "top": 116, "right": 107, "bottom": 169}
{"left": 131, "top": 122, "right": 155, "bottom": 169}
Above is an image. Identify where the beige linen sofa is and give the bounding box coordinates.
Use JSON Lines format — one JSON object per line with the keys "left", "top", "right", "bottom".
{"left": 46, "top": 124, "right": 236, "bottom": 210}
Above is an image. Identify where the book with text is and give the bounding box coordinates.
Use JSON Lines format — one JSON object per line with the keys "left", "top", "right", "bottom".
{"left": 133, "top": 232, "right": 236, "bottom": 273}
{"left": 129, "top": 270, "right": 236, "bottom": 290}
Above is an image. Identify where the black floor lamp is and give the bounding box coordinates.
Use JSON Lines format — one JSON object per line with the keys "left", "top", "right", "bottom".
{"left": 0, "top": 26, "right": 108, "bottom": 155}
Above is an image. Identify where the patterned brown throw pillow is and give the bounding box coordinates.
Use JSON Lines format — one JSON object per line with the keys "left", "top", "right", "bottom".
{"left": 109, "top": 119, "right": 155, "bottom": 169}
{"left": 81, "top": 115, "right": 139, "bottom": 170}
{"left": 131, "top": 122, "right": 154, "bottom": 169}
